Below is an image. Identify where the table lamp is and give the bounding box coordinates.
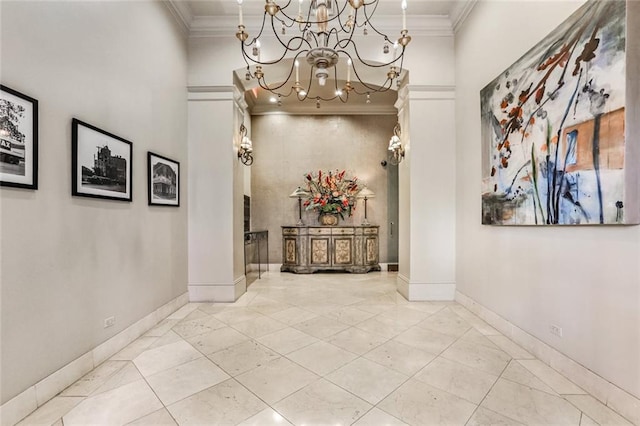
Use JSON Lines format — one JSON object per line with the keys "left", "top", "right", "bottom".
{"left": 357, "top": 187, "right": 375, "bottom": 225}
{"left": 289, "top": 187, "right": 310, "bottom": 226}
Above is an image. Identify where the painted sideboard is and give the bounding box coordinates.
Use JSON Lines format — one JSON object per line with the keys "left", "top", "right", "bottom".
{"left": 281, "top": 225, "right": 381, "bottom": 274}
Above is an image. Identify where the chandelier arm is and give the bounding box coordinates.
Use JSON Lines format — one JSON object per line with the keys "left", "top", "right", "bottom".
{"left": 294, "top": 67, "right": 316, "bottom": 101}
{"left": 326, "top": 27, "right": 345, "bottom": 49}
{"left": 349, "top": 63, "right": 395, "bottom": 93}
{"left": 269, "top": 18, "right": 312, "bottom": 52}
{"left": 256, "top": 61, "right": 298, "bottom": 92}
{"left": 336, "top": 44, "right": 402, "bottom": 68}
{"left": 266, "top": 85, "right": 297, "bottom": 99}
{"left": 360, "top": 1, "right": 388, "bottom": 37}
{"left": 276, "top": 14, "right": 301, "bottom": 29}
{"left": 247, "top": 38, "right": 310, "bottom": 66}
{"left": 315, "top": 94, "right": 340, "bottom": 101}
{"left": 243, "top": 13, "right": 269, "bottom": 47}
{"left": 333, "top": 1, "right": 354, "bottom": 33}
{"left": 332, "top": 67, "right": 348, "bottom": 103}
{"left": 350, "top": 79, "right": 395, "bottom": 95}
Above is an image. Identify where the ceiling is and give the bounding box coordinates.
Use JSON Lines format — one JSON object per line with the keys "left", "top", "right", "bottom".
{"left": 172, "top": 0, "right": 474, "bottom": 114}
{"left": 187, "top": 0, "right": 461, "bottom": 18}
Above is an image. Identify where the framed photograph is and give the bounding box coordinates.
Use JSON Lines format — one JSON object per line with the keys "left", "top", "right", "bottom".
{"left": 148, "top": 152, "right": 179, "bottom": 207}
{"left": 1, "top": 85, "right": 38, "bottom": 189}
{"left": 72, "top": 118, "right": 132, "bottom": 201}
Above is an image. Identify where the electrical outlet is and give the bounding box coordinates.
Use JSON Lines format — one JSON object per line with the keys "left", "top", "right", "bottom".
{"left": 104, "top": 316, "right": 115, "bottom": 328}
{"left": 549, "top": 324, "right": 563, "bottom": 337}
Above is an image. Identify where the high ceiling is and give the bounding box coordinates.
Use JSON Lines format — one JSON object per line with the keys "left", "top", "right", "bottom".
{"left": 173, "top": 0, "right": 473, "bottom": 114}
{"left": 187, "top": 0, "right": 460, "bottom": 18}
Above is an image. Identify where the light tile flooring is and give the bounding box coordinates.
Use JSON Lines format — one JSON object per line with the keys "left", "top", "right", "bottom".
{"left": 18, "top": 272, "right": 634, "bottom": 426}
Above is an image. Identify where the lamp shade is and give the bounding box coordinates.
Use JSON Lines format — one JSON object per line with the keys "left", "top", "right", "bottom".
{"left": 289, "top": 187, "right": 309, "bottom": 198}
{"left": 357, "top": 187, "right": 375, "bottom": 199}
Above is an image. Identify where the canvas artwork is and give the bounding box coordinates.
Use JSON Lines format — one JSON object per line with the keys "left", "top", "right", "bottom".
{"left": 481, "top": 0, "right": 638, "bottom": 225}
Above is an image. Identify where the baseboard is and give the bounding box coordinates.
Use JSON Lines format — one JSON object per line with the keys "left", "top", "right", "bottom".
{"left": 188, "top": 276, "right": 247, "bottom": 302}
{"left": 396, "top": 274, "right": 456, "bottom": 301}
{"left": 455, "top": 290, "right": 640, "bottom": 425}
{"left": 0, "top": 292, "right": 189, "bottom": 426}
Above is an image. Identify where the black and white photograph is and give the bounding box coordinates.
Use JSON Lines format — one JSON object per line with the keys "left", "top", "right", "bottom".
{"left": 148, "top": 151, "right": 179, "bottom": 207}
{"left": 72, "top": 118, "right": 132, "bottom": 201}
{"left": 0, "top": 85, "right": 38, "bottom": 189}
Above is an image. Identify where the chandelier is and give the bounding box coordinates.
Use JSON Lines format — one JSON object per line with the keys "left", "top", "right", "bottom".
{"left": 235, "top": 0, "right": 411, "bottom": 107}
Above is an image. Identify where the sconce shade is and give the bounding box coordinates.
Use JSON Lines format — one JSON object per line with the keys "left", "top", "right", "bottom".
{"left": 238, "top": 123, "right": 254, "bottom": 166}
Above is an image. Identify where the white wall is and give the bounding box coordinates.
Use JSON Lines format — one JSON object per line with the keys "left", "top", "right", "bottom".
{"left": 0, "top": 1, "right": 188, "bottom": 404}
{"left": 455, "top": 0, "right": 640, "bottom": 398}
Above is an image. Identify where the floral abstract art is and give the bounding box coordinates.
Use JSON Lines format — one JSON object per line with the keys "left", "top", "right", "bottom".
{"left": 481, "top": 0, "right": 639, "bottom": 225}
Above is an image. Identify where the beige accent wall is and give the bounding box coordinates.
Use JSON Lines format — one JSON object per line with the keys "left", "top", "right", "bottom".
{"left": 0, "top": 1, "right": 188, "bottom": 404}
{"left": 250, "top": 115, "right": 397, "bottom": 265}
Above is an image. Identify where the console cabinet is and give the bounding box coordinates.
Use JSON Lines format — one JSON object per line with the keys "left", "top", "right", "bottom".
{"left": 281, "top": 225, "right": 381, "bottom": 274}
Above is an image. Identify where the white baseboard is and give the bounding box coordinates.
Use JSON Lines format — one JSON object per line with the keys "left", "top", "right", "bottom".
{"left": 396, "top": 274, "right": 456, "bottom": 301}
{"left": 188, "top": 276, "right": 247, "bottom": 302}
{"left": 455, "top": 290, "right": 640, "bottom": 425}
{"left": 0, "top": 292, "right": 189, "bottom": 426}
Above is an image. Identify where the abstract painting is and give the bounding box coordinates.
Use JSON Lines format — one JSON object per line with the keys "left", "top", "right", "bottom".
{"left": 481, "top": 0, "right": 639, "bottom": 225}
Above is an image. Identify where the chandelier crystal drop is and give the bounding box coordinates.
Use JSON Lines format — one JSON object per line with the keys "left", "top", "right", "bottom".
{"left": 236, "top": 0, "right": 411, "bottom": 105}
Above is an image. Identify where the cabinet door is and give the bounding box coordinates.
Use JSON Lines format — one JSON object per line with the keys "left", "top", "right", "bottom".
{"left": 310, "top": 237, "right": 331, "bottom": 265}
{"left": 365, "top": 236, "right": 379, "bottom": 265}
{"left": 333, "top": 237, "right": 354, "bottom": 265}
{"left": 283, "top": 237, "right": 298, "bottom": 265}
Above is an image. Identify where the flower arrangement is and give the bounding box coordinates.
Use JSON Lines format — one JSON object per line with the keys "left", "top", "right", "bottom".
{"left": 303, "top": 169, "right": 360, "bottom": 219}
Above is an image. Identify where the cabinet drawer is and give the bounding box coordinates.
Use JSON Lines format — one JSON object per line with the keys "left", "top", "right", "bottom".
{"left": 282, "top": 227, "right": 298, "bottom": 235}
{"left": 363, "top": 227, "right": 378, "bottom": 235}
{"left": 333, "top": 227, "right": 354, "bottom": 235}
{"left": 308, "top": 227, "right": 332, "bottom": 235}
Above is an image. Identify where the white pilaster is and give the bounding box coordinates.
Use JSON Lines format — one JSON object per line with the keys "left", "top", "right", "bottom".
{"left": 397, "top": 85, "right": 457, "bottom": 300}
{"left": 188, "top": 87, "right": 246, "bottom": 301}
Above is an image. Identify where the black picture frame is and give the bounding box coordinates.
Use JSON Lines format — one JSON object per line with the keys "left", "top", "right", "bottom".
{"left": 72, "top": 118, "right": 132, "bottom": 201}
{"left": 1, "top": 85, "right": 38, "bottom": 189}
{"left": 147, "top": 151, "right": 179, "bottom": 207}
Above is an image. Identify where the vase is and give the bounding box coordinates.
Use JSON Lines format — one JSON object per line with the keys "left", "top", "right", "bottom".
{"left": 319, "top": 213, "right": 339, "bottom": 226}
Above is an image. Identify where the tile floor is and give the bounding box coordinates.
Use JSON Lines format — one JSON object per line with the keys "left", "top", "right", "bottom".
{"left": 17, "top": 272, "right": 634, "bottom": 426}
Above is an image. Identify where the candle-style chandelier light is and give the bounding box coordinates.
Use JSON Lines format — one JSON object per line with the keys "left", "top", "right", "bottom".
{"left": 236, "top": 0, "right": 411, "bottom": 107}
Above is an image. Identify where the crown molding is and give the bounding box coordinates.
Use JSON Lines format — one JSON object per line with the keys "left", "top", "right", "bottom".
{"left": 407, "top": 84, "right": 456, "bottom": 100}
{"left": 164, "top": 0, "right": 193, "bottom": 36}
{"left": 450, "top": 0, "right": 477, "bottom": 33}
{"left": 189, "top": 14, "right": 453, "bottom": 38}
{"left": 250, "top": 104, "right": 397, "bottom": 116}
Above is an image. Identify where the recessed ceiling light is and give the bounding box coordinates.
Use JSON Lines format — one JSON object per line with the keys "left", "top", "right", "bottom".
{"left": 269, "top": 96, "right": 277, "bottom": 103}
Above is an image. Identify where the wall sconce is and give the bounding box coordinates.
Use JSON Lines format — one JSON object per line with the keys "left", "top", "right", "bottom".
{"left": 289, "top": 186, "right": 310, "bottom": 226}
{"left": 388, "top": 122, "right": 404, "bottom": 165}
{"left": 356, "top": 187, "right": 376, "bottom": 225}
{"left": 238, "top": 123, "right": 254, "bottom": 166}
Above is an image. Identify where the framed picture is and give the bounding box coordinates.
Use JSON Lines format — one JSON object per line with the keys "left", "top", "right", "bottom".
{"left": 72, "top": 118, "right": 132, "bottom": 201}
{"left": 1, "top": 85, "right": 38, "bottom": 189}
{"left": 147, "top": 152, "right": 179, "bottom": 207}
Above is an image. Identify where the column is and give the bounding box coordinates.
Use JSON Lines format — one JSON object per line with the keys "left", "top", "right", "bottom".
{"left": 187, "top": 87, "right": 247, "bottom": 301}
{"left": 396, "top": 85, "right": 457, "bottom": 300}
